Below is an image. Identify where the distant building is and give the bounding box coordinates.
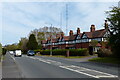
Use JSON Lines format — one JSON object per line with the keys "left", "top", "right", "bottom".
{"left": 41, "top": 20, "right": 110, "bottom": 53}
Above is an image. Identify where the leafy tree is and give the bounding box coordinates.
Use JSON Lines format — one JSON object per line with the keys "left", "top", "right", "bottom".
{"left": 0, "top": 43, "right": 2, "bottom": 60}
{"left": 27, "top": 34, "right": 38, "bottom": 50}
{"left": 0, "top": 43, "right": 2, "bottom": 54}
{"left": 30, "top": 26, "right": 63, "bottom": 44}
{"left": 89, "top": 40, "right": 98, "bottom": 47}
{"left": 106, "top": 6, "right": 120, "bottom": 58}
{"left": 5, "top": 43, "right": 19, "bottom": 51}
{"left": 18, "top": 37, "right": 28, "bottom": 54}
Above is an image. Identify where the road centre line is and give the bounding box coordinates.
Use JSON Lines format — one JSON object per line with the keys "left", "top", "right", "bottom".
{"left": 26, "top": 56, "right": 118, "bottom": 78}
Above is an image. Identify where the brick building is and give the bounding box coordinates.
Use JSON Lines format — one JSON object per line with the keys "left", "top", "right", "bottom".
{"left": 41, "top": 21, "right": 110, "bottom": 52}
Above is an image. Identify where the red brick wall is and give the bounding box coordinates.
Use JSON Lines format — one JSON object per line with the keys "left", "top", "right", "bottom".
{"left": 76, "top": 43, "right": 89, "bottom": 49}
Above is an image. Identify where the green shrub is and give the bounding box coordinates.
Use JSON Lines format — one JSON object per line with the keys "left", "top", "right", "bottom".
{"left": 52, "top": 49, "right": 67, "bottom": 56}
{"left": 2, "top": 48, "right": 7, "bottom": 55}
{"left": 97, "top": 48, "right": 112, "bottom": 57}
{"left": 69, "top": 48, "right": 89, "bottom": 56}
{"left": 34, "top": 49, "right": 43, "bottom": 54}
{"left": 40, "top": 50, "right": 50, "bottom": 55}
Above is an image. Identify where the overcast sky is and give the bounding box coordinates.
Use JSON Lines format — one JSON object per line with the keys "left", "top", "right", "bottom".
{"left": 0, "top": 0, "right": 119, "bottom": 46}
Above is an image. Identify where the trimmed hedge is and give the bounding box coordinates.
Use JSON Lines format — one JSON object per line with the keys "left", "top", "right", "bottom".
{"left": 39, "top": 48, "right": 89, "bottom": 56}
{"left": 69, "top": 48, "right": 89, "bottom": 56}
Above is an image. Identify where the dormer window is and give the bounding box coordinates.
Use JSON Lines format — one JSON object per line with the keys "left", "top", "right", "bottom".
{"left": 76, "top": 35, "right": 80, "bottom": 39}
{"left": 82, "top": 34, "right": 88, "bottom": 38}
{"left": 62, "top": 38, "right": 64, "bottom": 41}
{"left": 58, "top": 38, "right": 61, "bottom": 42}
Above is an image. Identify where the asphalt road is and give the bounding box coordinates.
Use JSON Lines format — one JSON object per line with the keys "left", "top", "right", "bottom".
{"left": 2, "top": 53, "right": 120, "bottom": 80}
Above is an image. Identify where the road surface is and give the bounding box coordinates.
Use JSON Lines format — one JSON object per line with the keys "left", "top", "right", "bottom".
{"left": 2, "top": 53, "right": 120, "bottom": 80}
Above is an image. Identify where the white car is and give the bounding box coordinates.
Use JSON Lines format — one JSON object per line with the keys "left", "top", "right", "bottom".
{"left": 9, "top": 51, "right": 14, "bottom": 55}
{"left": 14, "top": 50, "right": 22, "bottom": 57}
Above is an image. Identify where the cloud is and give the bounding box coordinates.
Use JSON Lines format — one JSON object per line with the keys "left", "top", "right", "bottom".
{"left": 2, "top": 2, "right": 118, "bottom": 45}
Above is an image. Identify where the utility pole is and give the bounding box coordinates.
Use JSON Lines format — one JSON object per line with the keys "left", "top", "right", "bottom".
{"left": 66, "top": 4, "right": 68, "bottom": 35}
{"left": 45, "top": 22, "right": 53, "bottom": 56}
{"left": 50, "top": 24, "right": 52, "bottom": 56}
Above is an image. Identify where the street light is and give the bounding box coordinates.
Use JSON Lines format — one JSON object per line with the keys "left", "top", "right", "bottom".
{"left": 45, "top": 22, "right": 53, "bottom": 56}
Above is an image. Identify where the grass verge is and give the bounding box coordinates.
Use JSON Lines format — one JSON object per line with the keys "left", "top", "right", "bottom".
{"left": 89, "top": 57, "right": 120, "bottom": 64}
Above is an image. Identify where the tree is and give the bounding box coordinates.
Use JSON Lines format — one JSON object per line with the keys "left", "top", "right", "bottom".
{"left": 89, "top": 40, "right": 98, "bottom": 55}
{"left": 0, "top": 43, "right": 2, "bottom": 60}
{"left": 5, "top": 43, "right": 19, "bottom": 51}
{"left": 29, "top": 26, "right": 63, "bottom": 50}
{"left": 0, "top": 43, "right": 2, "bottom": 54}
{"left": 27, "top": 34, "right": 38, "bottom": 50}
{"left": 29, "top": 26, "right": 63, "bottom": 44}
{"left": 106, "top": 6, "right": 120, "bottom": 58}
{"left": 18, "top": 37, "right": 28, "bottom": 54}
{"left": 89, "top": 40, "right": 98, "bottom": 47}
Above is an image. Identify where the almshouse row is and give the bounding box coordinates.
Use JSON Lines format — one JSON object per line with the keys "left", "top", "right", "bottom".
{"left": 41, "top": 20, "right": 110, "bottom": 52}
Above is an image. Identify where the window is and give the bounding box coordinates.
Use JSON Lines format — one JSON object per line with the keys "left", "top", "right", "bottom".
{"left": 66, "top": 41, "right": 68, "bottom": 44}
{"left": 81, "top": 39, "right": 88, "bottom": 42}
{"left": 103, "top": 31, "right": 110, "bottom": 37}
{"left": 76, "top": 35, "right": 80, "bottom": 39}
{"left": 92, "top": 38, "right": 102, "bottom": 42}
{"left": 82, "top": 34, "right": 88, "bottom": 38}
{"left": 62, "top": 38, "right": 64, "bottom": 41}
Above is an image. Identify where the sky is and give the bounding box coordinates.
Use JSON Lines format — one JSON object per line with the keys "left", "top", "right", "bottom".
{"left": 0, "top": 0, "right": 119, "bottom": 46}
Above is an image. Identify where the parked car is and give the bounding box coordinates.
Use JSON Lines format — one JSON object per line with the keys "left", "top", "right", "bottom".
{"left": 9, "top": 51, "right": 14, "bottom": 55}
{"left": 14, "top": 50, "right": 22, "bottom": 57}
{"left": 27, "top": 50, "right": 35, "bottom": 56}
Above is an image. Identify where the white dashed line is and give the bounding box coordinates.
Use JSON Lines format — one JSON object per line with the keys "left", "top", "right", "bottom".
{"left": 26, "top": 56, "right": 118, "bottom": 79}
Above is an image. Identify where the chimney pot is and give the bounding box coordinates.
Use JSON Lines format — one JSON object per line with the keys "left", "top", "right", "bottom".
{"left": 69, "top": 30, "right": 73, "bottom": 36}
{"left": 90, "top": 25, "right": 95, "bottom": 32}
{"left": 104, "top": 20, "right": 108, "bottom": 29}
{"left": 77, "top": 28, "right": 80, "bottom": 34}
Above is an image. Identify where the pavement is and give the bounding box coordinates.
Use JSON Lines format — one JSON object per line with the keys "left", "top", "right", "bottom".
{"left": 2, "top": 53, "right": 22, "bottom": 78}
{"left": 1, "top": 53, "right": 120, "bottom": 80}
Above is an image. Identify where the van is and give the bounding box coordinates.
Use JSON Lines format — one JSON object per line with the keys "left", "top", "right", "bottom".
{"left": 14, "top": 50, "right": 22, "bottom": 57}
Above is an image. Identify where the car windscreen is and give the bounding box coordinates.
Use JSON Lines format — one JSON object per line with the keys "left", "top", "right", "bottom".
{"left": 29, "top": 51, "right": 34, "bottom": 53}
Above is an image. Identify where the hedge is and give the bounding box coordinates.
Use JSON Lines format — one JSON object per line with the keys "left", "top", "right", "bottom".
{"left": 38, "top": 48, "right": 89, "bottom": 56}
{"left": 69, "top": 48, "right": 89, "bottom": 56}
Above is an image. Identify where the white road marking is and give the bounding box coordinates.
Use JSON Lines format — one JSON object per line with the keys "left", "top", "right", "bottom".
{"left": 26, "top": 56, "right": 118, "bottom": 79}
{"left": 59, "top": 65, "right": 118, "bottom": 78}
{"left": 10, "top": 55, "right": 15, "bottom": 61}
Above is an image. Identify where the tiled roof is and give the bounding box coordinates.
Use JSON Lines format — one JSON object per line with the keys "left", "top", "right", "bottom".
{"left": 51, "top": 38, "right": 57, "bottom": 43}
{"left": 96, "top": 43, "right": 102, "bottom": 47}
{"left": 41, "top": 29, "right": 108, "bottom": 43}
{"left": 63, "top": 36, "right": 69, "bottom": 41}
{"left": 84, "top": 29, "right": 107, "bottom": 38}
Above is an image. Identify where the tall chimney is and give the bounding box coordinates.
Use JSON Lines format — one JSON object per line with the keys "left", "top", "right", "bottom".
{"left": 104, "top": 20, "right": 108, "bottom": 29}
{"left": 61, "top": 32, "right": 64, "bottom": 37}
{"left": 90, "top": 25, "right": 95, "bottom": 32}
{"left": 69, "top": 30, "right": 73, "bottom": 36}
{"left": 56, "top": 34, "right": 60, "bottom": 38}
{"left": 77, "top": 28, "right": 80, "bottom": 34}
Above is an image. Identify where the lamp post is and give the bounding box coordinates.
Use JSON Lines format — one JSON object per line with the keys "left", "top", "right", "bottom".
{"left": 45, "top": 22, "right": 53, "bottom": 56}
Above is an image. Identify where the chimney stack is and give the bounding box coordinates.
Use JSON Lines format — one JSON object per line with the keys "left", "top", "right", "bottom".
{"left": 56, "top": 34, "right": 60, "bottom": 38}
{"left": 69, "top": 30, "right": 73, "bottom": 36}
{"left": 90, "top": 25, "right": 95, "bottom": 32}
{"left": 77, "top": 28, "right": 80, "bottom": 34}
{"left": 61, "top": 32, "right": 64, "bottom": 37}
{"left": 104, "top": 20, "right": 108, "bottom": 29}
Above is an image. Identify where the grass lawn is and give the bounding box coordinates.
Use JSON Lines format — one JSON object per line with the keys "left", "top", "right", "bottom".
{"left": 89, "top": 57, "right": 120, "bottom": 64}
